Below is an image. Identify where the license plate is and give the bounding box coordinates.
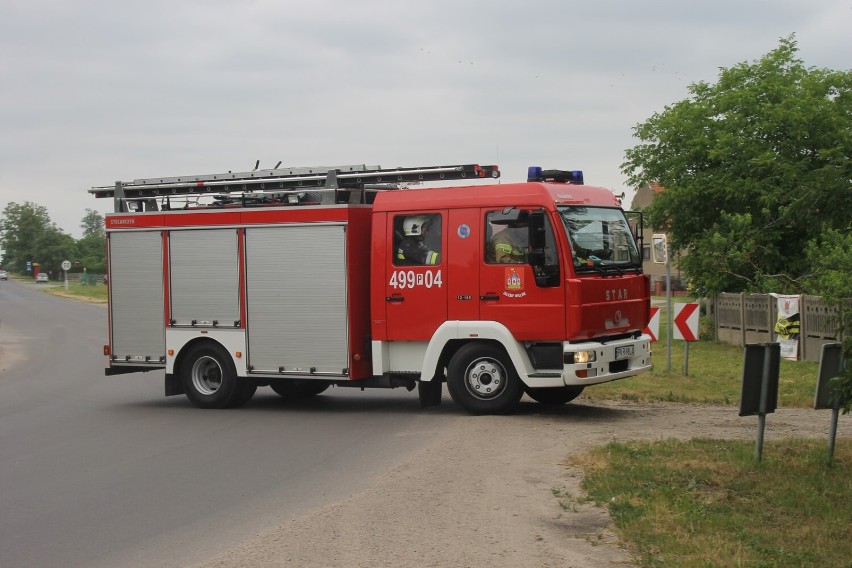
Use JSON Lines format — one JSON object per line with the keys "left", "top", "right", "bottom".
{"left": 614, "top": 345, "right": 634, "bottom": 360}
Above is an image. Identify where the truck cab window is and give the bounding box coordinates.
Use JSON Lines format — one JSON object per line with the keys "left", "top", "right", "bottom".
{"left": 394, "top": 213, "right": 442, "bottom": 266}
{"left": 486, "top": 209, "right": 560, "bottom": 287}
{"left": 559, "top": 206, "right": 642, "bottom": 272}
{"left": 485, "top": 210, "right": 529, "bottom": 264}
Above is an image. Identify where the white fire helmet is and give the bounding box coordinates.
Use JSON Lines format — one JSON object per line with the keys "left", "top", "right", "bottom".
{"left": 403, "top": 215, "right": 431, "bottom": 236}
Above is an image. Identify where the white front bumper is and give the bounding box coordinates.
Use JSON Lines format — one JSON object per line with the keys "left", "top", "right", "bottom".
{"left": 561, "top": 335, "right": 652, "bottom": 387}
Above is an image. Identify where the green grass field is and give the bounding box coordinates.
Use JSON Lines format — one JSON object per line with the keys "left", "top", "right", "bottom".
{"left": 573, "top": 438, "right": 852, "bottom": 567}
{"left": 7, "top": 273, "right": 107, "bottom": 302}
{"left": 41, "top": 279, "right": 109, "bottom": 303}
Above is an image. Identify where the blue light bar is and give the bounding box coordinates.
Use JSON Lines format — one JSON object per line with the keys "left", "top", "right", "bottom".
{"left": 527, "top": 166, "right": 543, "bottom": 181}
{"left": 527, "top": 167, "right": 584, "bottom": 184}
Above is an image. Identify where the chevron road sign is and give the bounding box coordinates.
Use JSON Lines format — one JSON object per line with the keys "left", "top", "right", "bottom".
{"left": 643, "top": 306, "right": 660, "bottom": 342}
{"left": 673, "top": 303, "right": 700, "bottom": 341}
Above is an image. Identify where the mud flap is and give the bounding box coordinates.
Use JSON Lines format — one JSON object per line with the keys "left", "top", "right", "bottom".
{"left": 418, "top": 377, "right": 443, "bottom": 407}
{"left": 165, "top": 373, "right": 185, "bottom": 397}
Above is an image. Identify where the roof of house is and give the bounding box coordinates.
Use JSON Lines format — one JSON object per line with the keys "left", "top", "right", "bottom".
{"left": 629, "top": 182, "right": 665, "bottom": 210}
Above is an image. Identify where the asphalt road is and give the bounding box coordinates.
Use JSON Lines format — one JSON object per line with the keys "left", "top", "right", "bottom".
{"left": 0, "top": 279, "right": 458, "bottom": 568}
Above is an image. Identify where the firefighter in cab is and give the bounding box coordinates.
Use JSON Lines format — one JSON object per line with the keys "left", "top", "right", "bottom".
{"left": 490, "top": 214, "right": 529, "bottom": 264}
{"left": 397, "top": 214, "right": 441, "bottom": 265}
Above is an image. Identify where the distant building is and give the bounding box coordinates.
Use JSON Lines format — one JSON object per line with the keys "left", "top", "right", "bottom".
{"left": 629, "top": 183, "right": 687, "bottom": 295}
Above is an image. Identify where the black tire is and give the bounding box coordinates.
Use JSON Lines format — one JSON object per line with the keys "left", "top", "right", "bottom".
{"left": 269, "top": 380, "right": 330, "bottom": 401}
{"left": 523, "top": 385, "right": 585, "bottom": 405}
{"left": 447, "top": 343, "right": 523, "bottom": 415}
{"left": 181, "top": 342, "right": 241, "bottom": 409}
{"left": 229, "top": 381, "right": 258, "bottom": 408}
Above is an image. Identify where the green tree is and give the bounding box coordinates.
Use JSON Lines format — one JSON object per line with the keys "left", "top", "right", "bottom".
{"left": 76, "top": 209, "right": 106, "bottom": 273}
{"left": 805, "top": 229, "right": 852, "bottom": 413}
{"left": 80, "top": 208, "right": 105, "bottom": 240}
{"left": 623, "top": 36, "right": 852, "bottom": 295}
{"left": 0, "top": 201, "right": 77, "bottom": 276}
{"left": 37, "top": 227, "right": 77, "bottom": 276}
{"left": 1, "top": 202, "right": 51, "bottom": 270}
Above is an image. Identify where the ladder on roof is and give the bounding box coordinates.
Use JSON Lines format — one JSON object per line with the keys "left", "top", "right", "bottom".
{"left": 89, "top": 163, "right": 500, "bottom": 212}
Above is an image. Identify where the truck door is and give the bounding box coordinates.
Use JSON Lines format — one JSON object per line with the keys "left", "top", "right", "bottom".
{"left": 384, "top": 211, "right": 448, "bottom": 340}
{"left": 446, "top": 208, "right": 481, "bottom": 322}
{"left": 480, "top": 207, "right": 565, "bottom": 340}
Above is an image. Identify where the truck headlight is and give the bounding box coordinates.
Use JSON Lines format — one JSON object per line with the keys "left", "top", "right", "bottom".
{"left": 566, "top": 351, "right": 596, "bottom": 364}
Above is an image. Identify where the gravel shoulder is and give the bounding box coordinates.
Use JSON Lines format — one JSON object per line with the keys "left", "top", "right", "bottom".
{"left": 194, "top": 399, "right": 850, "bottom": 568}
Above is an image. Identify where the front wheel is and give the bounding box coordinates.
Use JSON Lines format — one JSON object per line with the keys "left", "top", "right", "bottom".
{"left": 447, "top": 343, "right": 523, "bottom": 415}
{"left": 523, "top": 385, "right": 584, "bottom": 405}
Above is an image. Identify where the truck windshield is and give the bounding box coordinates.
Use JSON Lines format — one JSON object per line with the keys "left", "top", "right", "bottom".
{"left": 557, "top": 206, "right": 641, "bottom": 273}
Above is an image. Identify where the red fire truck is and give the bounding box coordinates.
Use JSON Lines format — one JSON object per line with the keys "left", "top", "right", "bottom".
{"left": 90, "top": 162, "right": 651, "bottom": 414}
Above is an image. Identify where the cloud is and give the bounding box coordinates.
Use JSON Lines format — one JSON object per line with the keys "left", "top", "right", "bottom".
{"left": 0, "top": 0, "right": 849, "bottom": 236}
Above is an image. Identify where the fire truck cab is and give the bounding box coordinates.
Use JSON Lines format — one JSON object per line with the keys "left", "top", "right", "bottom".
{"left": 91, "top": 163, "right": 651, "bottom": 415}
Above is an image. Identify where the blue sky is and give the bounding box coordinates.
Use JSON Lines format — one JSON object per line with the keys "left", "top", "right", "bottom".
{"left": 1, "top": 0, "right": 849, "bottom": 237}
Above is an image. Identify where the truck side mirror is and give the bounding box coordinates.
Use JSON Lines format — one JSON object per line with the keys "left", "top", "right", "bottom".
{"left": 528, "top": 210, "right": 546, "bottom": 251}
{"left": 527, "top": 210, "right": 559, "bottom": 287}
{"left": 625, "top": 210, "right": 644, "bottom": 247}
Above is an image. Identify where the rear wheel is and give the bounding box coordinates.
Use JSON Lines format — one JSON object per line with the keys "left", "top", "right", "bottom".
{"left": 447, "top": 343, "right": 523, "bottom": 415}
{"left": 523, "top": 385, "right": 584, "bottom": 405}
{"left": 229, "top": 381, "right": 258, "bottom": 408}
{"left": 181, "top": 342, "right": 247, "bottom": 409}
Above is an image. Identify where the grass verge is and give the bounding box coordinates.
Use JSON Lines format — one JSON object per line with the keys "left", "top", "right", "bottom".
{"left": 38, "top": 280, "right": 108, "bottom": 303}
{"left": 570, "top": 438, "right": 852, "bottom": 567}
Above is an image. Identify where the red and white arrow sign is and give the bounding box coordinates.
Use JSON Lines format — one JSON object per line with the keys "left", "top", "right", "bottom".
{"left": 643, "top": 306, "right": 660, "bottom": 342}
{"left": 673, "top": 303, "right": 700, "bottom": 341}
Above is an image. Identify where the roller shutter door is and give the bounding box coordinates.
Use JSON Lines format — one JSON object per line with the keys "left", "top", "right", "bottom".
{"left": 245, "top": 224, "right": 349, "bottom": 375}
{"left": 169, "top": 229, "right": 239, "bottom": 327}
{"left": 109, "top": 231, "right": 165, "bottom": 362}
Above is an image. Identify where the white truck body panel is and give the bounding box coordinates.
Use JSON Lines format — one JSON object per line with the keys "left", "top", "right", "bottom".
{"left": 372, "top": 321, "right": 651, "bottom": 389}
{"left": 165, "top": 328, "right": 248, "bottom": 375}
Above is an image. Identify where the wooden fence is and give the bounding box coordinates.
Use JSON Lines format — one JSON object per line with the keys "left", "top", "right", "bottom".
{"left": 712, "top": 293, "right": 847, "bottom": 362}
